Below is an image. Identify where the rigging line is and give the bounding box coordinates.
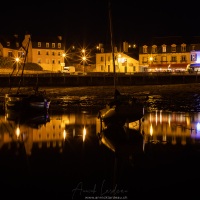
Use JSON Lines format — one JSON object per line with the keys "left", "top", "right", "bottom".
{"left": 108, "top": 0, "right": 116, "bottom": 90}
{"left": 17, "top": 36, "right": 31, "bottom": 94}
{"left": 7, "top": 61, "right": 18, "bottom": 94}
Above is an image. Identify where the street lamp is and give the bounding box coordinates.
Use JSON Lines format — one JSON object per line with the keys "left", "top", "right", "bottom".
{"left": 82, "top": 49, "right": 86, "bottom": 74}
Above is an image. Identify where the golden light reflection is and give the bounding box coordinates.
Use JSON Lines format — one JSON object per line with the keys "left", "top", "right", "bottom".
{"left": 150, "top": 123, "right": 153, "bottom": 136}
{"left": 15, "top": 127, "right": 20, "bottom": 139}
{"left": 156, "top": 111, "right": 158, "bottom": 125}
{"left": 83, "top": 126, "right": 86, "bottom": 142}
{"left": 168, "top": 113, "right": 171, "bottom": 126}
{"left": 63, "top": 130, "right": 67, "bottom": 140}
{"left": 160, "top": 110, "right": 162, "bottom": 123}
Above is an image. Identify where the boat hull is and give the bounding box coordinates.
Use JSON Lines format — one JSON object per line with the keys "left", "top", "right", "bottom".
{"left": 98, "top": 103, "right": 144, "bottom": 126}
{"left": 4, "top": 93, "right": 50, "bottom": 111}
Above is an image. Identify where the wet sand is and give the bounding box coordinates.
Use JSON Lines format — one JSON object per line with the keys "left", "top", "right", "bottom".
{"left": 1, "top": 83, "right": 200, "bottom": 112}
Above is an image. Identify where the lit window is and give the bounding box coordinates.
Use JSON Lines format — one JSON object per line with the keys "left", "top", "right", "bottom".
{"left": 191, "top": 53, "right": 197, "bottom": 61}
{"left": 8, "top": 51, "right": 12, "bottom": 57}
{"left": 161, "top": 56, "right": 167, "bottom": 62}
{"left": 181, "top": 55, "right": 186, "bottom": 62}
{"left": 162, "top": 45, "right": 166, "bottom": 53}
{"left": 181, "top": 44, "right": 186, "bottom": 52}
{"left": 143, "top": 46, "right": 148, "bottom": 53}
{"left": 171, "top": 56, "right": 177, "bottom": 62}
{"left": 152, "top": 45, "right": 157, "bottom": 53}
{"left": 171, "top": 44, "right": 176, "bottom": 52}
{"left": 142, "top": 57, "right": 148, "bottom": 63}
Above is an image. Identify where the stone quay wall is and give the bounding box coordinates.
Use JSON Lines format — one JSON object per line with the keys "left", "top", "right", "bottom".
{"left": 0, "top": 72, "right": 200, "bottom": 87}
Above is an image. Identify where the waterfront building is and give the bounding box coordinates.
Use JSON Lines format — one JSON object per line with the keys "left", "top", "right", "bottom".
{"left": 0, "top": 33, "right": 65, "bottom": 72}
{"left": 139, "top": 36, "right": 200, "bottom": 72}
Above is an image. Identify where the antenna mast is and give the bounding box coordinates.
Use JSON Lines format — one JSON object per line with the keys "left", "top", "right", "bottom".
{"left": 108, "top": 0, "right": 116, "bottom": 89}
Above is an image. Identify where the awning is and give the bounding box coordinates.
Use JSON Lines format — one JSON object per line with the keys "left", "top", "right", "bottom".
{"left": 190, "top": 63, "right": 200, "bottom": 68}
{"left": 149, "top": 63, "right": 188, "bottom": 69}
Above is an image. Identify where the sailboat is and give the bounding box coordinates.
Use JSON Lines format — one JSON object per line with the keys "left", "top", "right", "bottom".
{"left": 3, "top": 35, "right": 50, "bottom": 113}
{"left": 98, "top": 1, "right": 144, "bottom": 126}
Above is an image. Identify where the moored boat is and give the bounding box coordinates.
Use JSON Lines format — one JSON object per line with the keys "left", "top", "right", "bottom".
{"left": 4, "top": 91, "right": 50, "bottom": 111}
{"left": 98, "top": 89, "right": 144, "bottom": 126}
{"left": 3, "top": 35, "right": 51, "bottom": 112}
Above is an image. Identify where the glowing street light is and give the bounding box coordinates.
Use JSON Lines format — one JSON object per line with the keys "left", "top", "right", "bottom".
{"left": 81, "top": 49, "right": 86, "bottom": 74}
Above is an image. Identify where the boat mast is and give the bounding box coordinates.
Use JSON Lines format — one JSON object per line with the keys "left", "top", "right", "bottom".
{"left": 108, "top": 0, "right": 116, "bottom": 89}
{"left": 17, "top": 36, "right": 31, "bottom": 93}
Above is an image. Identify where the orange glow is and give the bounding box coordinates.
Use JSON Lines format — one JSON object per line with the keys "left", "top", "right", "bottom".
{"left": 83, "top": 126, "right": 86, "bottom": 142}
{"left": 63, "top": 130, "right": 67, "bottom": 140}
{"left": 16, "top": 127, "right": 20, "bottom": 139}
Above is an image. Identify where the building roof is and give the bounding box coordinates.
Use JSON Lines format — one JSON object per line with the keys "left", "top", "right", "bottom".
{"left": 0, "top": 34, "right": 22, "bottom": 49}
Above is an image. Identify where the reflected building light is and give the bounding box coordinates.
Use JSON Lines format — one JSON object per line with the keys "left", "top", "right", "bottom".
{"left": 186, "top": 117, "right": 190, "bottom": 126}
{"left": 53, "top": 141, "right": 56, "bottom": 147}
{"left": 47, "top": 142, "right": 50, "bottom": 148}
{"left": 58, "top": 141, "right": 62, "bottom": 147}
{"left": 160, "top": 110, "right": 162, "bottom": 123}
{"left": 163, "top": 134, "right": 167, "bottom": 142}
{"left": 197, "top": 122, "right": 200, "bottom": 131}
{"left": 15, "top": 127, "right": 20, "bottom": 139}
{"left": 150, "top": 113, "right": 152, "bottom": 123}
{"left": 168, "top": 113, "right": 171, "bottom": 127}
{"left": 172, "top": 136, "right": 176, "bottom": 145}
{"left": 63, "top": 130, "right": 67, "bottom": 140}
{"left": 193, "top": 122, "right": 200, "bottom": 138}
{"left": 181, "top": 137, "right": 186, "bottom": 145}
{"left": 73, "top": 128, "right": 75, "bottom": 137}
{"left": 83, "top": 126, "right": 86, "bottom": 142}
{"left": 156, "top": 111, "right": 158, "bottom": 125}
{"left": 5, "top": 114, "right": 8, "bottom": 121}
{"left": 150, "top": 123, "right": 153, "bottom": 136}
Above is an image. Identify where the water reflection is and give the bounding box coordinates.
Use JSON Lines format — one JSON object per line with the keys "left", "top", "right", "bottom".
{"left": 143, "top": 111, "right": 200, "bottom": 144}
{"left": 0, "top": 110, "right": 97, "bottom": 156}
{"left": 1, "top": 110, "right": 200, "bottom": 198}
{"left": 1, "top": 110, "right": 200, "bottom": 155}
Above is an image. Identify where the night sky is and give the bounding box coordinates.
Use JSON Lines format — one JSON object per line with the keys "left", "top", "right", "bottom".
{"left": 1, "top": 0, "right": 200, "bottom": 46}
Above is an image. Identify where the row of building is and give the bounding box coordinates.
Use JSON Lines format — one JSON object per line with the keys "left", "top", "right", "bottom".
{"left": 1, "top": 33, "right": 200, "bottom": 73}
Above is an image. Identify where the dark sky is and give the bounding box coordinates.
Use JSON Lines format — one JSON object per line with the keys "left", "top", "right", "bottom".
{"left": 1, "top": 0, "right": 200, "bottom": 46}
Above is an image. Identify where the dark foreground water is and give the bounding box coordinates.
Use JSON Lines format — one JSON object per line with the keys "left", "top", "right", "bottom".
{"left": 1, "top": 85, "right": 200, "bottom": 199}
{"left": 1, "top": 107, "right": 200, "bottom": 199}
